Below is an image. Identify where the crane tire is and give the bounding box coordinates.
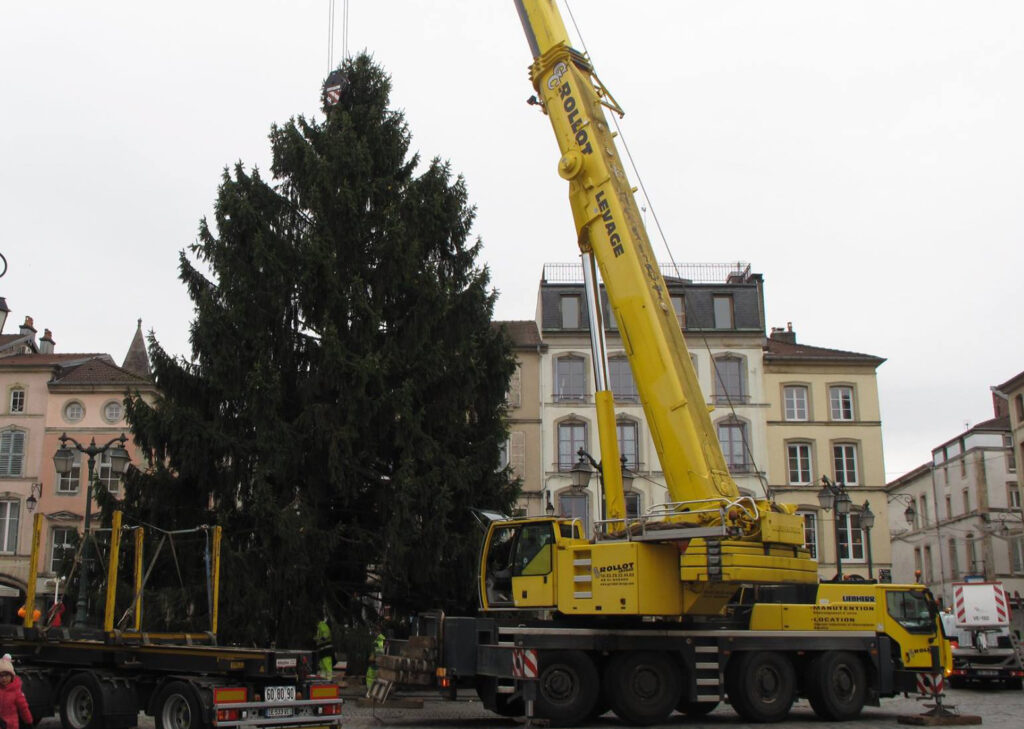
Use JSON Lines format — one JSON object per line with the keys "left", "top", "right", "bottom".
{"left": 474, "top": 677, "right": 524, "bottom": 717}
{"left": 604, "top": 651, "right": 682, "bottom": 726}
{"left": 806, "top": 651, "right": 867, "bottom": 721}
{"left": 59, "top": 673, "right": 104, "bottom": 729}
{"left": 725, "top": 651, "right": 795, "bottom": 723}
{"left": 535, "top": 650, "right": 598, "bottom": 726}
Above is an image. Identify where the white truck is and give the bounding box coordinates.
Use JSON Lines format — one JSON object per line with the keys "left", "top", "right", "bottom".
{"left": 945, "top": 581, "right": 1024, "bottom": 689}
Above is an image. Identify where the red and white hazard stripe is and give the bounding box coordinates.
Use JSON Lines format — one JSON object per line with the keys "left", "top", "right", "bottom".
{"left": 916, "top": 672, "right": 945, "bottom": 696}
{"left": 994, "top": 584, "right": 1008, "bottom": 623}
{"left": 512, "top": 648, "right": 539, "bottom": 679}
{"left": 954, "top": 584, "right": 967, "bottom": 624}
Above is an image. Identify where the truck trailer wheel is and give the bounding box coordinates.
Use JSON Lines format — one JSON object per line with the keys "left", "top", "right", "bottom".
{"left": 725, "top": 651, "right": 795, "bottom": 723}
{"left": 59, "top": 673, "right": 104, "bottom": 729}
{"left": 474, "top": 677, "right": 524, "bottom": 717}
{"left": 535, "top": 650, "right": 598, "bottom": 726}
{"left": 604, "top": 651, "right": 682, "bottom": 726}
{"left": 806, "top": 651, "right": 867, "bottom": 721}
{"left": 154, "top": 681, "right": 202, "bottom": 729}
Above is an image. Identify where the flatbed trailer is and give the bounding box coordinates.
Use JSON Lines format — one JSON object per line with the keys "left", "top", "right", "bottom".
{"left": 3, "top": 513, "right": 343, "bottom": 729}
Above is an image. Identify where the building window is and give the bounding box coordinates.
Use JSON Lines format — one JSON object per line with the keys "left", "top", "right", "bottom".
{"left": 1016, "top": 394, "right": 1024, "bottom": 421}
{"left": 838, "top": 513, "right": 865, "bottom": 562}
{"left": 0, "top": 500, "right": 19, "bottom": 554}
{"left": 609, "top": 357, "right": 638, "bottom": 402}
{"left": 948, "top": 539, "right": 960, "bottom": 580}
{"left": 959, "top": 457, "right": 966, "bottom": 478}
{"left": 560, "top": 295, "right": 581, "bottom": 329}
{"left": 554, "top": 356, "right": 586, "bottom": 402}
{"left": 712, "top": 355, "right": 746, "bottom": 404}
{"left": 1006, "top": 435, "right": 1016, "bottom": 472}
{"left": 800, "top": 512, "right": 818, "bottom": 559}
{"left": 671, "top": 295, "right": 685, "bottom": 329}
{"left": 9, "top": 388, "right": 25, "bottom": 414}
{"left": 924, "top": 545, "right": 934, "bottom": 583}
{"left": 558, "top": 421, "right": 586, "bottom": 471}
{"left": 712, "top": 295, "right": 734, "bottom": 329}
{"left": 966, "top": 537, "right": 980, "bottom": 575}
{"left": 913, "top": 547, "right": 923, "bottom": 577}
{"left": 783, "top": 385, "right": 808, "bottom": 421}
{"left": 919, "top": 495, "right": 929, "bottom": 526}
{"left": 51, "top": 527, "right": 78, "bottom": 574}
{"left": 689, "top": 354, "right": 698, "bottom": 376}
{"left": 96, "top": 451, "right": 126, "bottom": 492}
{"left": 57, "top": 452, "right": 82, "bottom": 493}
{"left": 617, "top": 421, "right": 639, "bottom": 470}
{"left": 787, "top": 443, "right": 813, "bottom": 485}
{"left": 497, "top": 440, "right": 510, "bottom": 472}
{"left": 507, "top": 365, "right": 522, "bottom": 408}
{"left": 1009, "top": 483, "right": 1021, "bottom": 510}
{"left": 103, "top": 400, "right": 123, "bottom": 423}
{"left": 64, "top": 401, "right": 85, "bottom": 422}
{"left": 717, "top": 418, "right": 749, "bottom": 472}
{"left": 832, "top": 443, "right": 858, "bottom": 485}
{"left": 962, "top": 488, "right": 970, "bottom": 514}
{"left": 1011, "top": 537, "right": 1024, "bottom": 575}
{"left": 829, "top": 386, "right": 855, "bottom": 421}
{"left": 945, "top": 495, "right": 952, "bottom": 520}
{"left": 558, "top": 492, "right": 589, "bottom": 536}
{"left": 624, "top": 492, "right": 642, "bottom": 520}
{"left": 0, "top": 429, "right": 26, "bottom": 477}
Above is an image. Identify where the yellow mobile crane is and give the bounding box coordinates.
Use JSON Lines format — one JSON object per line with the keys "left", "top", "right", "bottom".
{"left": 395, "top": 2, "right": 951, "bottom": 726}
{"left": 478, "top": 1, "right": 818, "bottom": 623}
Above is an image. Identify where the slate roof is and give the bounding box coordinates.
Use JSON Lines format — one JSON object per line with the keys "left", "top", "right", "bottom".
{"left": 764, "top": 337, "right": 885, "bottom": 367}
{"left": 495, "top": 320, "right": 545, "bottom": 349}
{"left": 121, "top": 319, "right": 151, "bottom": 377}
{"left": 995, "top": 369, "right": 1024, "bottom": 393}
{"left": 0, "top": 352, "right": 109, "bottom": 368}
{"left": 50, "top": 356, "right": 151, "bottom": 387}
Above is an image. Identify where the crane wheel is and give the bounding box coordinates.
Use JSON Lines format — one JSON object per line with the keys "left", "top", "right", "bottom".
{"left": 805, "top": 651, "right": 867, "bottom": 721}
{"left": 535, "top": 650, "right": 598, "bottom": 726}
{"left": 154, "top": 681, "right": 202, "bottom": 729}
{"left": 59, "top": 673, "right": 104, "bottom": 729}
{"left": 725, "top": 651, "right": 795, "bottom": 723}
{"left": 604, "top": 651, "right": 682, "bottom": 726}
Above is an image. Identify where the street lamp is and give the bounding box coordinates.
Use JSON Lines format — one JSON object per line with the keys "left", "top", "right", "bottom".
{"left": 52, "top": 432, "right": 130, "bottom": 628}
{"left": 886, "top": 493, "right": 918, "bottom": 527}
{"left": 25, "top": 482, "right": 42, "bottom": 513}
{"left": 817, "top": 476, "right": 852, "bottom": 580}
{"left": 860, "top": 501, "right": 875, "bottom": 581}
{"left": 571, "top": 448, "right": 634, "bottom": 524}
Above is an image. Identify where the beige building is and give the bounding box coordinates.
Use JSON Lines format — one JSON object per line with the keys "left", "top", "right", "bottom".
{"left": 887, "top": 406, "right": 1021, "bottom": 608}
{"left": 0, "top": 306, "right": 154, "bottom": 621}
{"left": 498, "top": 321, "right": 546, "bottom": 516}
{"left": 763, "top": 325, "right": 889, "bottom": 581}
{"left": 533, "top": 262, "right": 770, "bottom": 536}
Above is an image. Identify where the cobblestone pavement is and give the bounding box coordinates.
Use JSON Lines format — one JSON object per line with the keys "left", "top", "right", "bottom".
{"left": 34, "top": 684, "right": 1024, "bottom": 729}
{"left": 335, "top": 686, "right": 1024, "bottom": 729}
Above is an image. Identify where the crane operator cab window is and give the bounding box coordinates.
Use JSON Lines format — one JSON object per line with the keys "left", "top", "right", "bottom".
{"left": 886, "top": 589, "right": 939, "bottom": 635}
{"left": 484, "top": 522, "right": 557, "bottom": 607}
{"left": 513, "top": 523, "right": 555, "bottom": 577}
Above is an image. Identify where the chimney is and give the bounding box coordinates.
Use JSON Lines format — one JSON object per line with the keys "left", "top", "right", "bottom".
{"left": 769, "top": 321, "right": 797, "bottom": 345}
{"left": 19, "top": 316, "right": 38, "bottom": 350}
{"left": 39, "top": 328, "right": 55, "bottom": 354}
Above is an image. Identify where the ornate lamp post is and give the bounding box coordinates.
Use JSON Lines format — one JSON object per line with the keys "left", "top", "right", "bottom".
{"left": 53, "top": 432, "right": 130, "bottom": 628}
{"left": 817, "top": 476, "right": 852, "bottom": 580}
{"left": 570, "top": 448, "right": 634, "bottom": 527}
{"left": 859, "top": 501, "right": 875, "bottom": 581}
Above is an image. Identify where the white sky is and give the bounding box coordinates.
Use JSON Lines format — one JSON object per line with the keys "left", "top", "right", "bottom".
{"left": 2, "top": 1, "right": 1022, "bottom": 480}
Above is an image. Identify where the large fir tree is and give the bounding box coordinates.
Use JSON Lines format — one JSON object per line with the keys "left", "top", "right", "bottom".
{"left": 122, "top": 54, "right": 518, "bottom": 647}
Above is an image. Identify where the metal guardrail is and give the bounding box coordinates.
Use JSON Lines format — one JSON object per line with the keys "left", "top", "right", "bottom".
{"left": 542, "top": 262, "right": 752, "bottom": 285}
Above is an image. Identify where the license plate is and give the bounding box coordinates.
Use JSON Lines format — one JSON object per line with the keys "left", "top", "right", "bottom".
{"left": 977, "top": 670, "right": 999, "bottom": 677}
{"left": 265, "top": 685, "right": 296, "bottom": 702}
{"left": 266, "top": 707, "right": 294, "bottom": 718}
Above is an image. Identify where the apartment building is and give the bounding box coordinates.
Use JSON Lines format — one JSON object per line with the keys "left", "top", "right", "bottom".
{"left": 0, "top": 309, "right": 154, "bottom": 621}
{"left": 764, "top": 325, "right": 889, "bottom": 580}
{"left": 888, "top": 403, "right": 1022, "bottom": 608}
{"left": 532, "top": 262, "right": 769, "bottom": 536}
{"left": 498, "top": 320, "right": 546, "bottom": 516}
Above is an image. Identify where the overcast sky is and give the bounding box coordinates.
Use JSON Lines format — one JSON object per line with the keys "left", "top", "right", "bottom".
{"left": 2, "top": 1, "right": 1022, "bottom": 480}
